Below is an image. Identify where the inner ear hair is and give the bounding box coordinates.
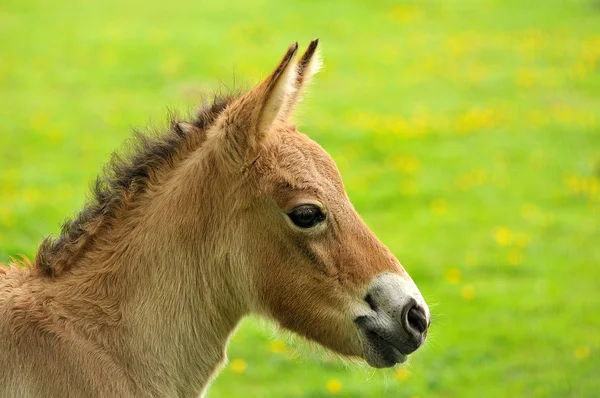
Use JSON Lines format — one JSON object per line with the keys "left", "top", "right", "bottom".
{"left": 279, "top": 38, "right": 322, "bottom": 121}
{"left": 256, "top": 42, "right": 300, "bottom": 133}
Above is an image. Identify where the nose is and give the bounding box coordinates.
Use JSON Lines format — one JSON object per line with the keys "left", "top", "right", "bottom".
{"left": 363, "top": 295, "right": 429, "bottom": 353}
{"left": 356, "top": 273, "right": 430, "bottom": 360}
{"left": 402, "top": 299, "right": 429, "bottom": 343}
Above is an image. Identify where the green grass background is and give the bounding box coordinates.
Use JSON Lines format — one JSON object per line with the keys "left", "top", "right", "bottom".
{"left": 1, "top": 0, "right": 599, "bottom": 396}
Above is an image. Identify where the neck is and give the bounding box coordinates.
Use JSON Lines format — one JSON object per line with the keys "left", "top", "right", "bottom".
{"left": 121, "top": 250, "right": 246, "bottom": 396}
{"left": 39, "top": 160, "right": 250, "bottom": 397}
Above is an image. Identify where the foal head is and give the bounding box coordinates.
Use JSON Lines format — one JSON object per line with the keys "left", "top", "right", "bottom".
{"left": 203, "top": 40, "right": 429, "bottom": 368}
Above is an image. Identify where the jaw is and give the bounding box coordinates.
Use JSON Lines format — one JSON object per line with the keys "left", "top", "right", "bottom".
{"left": 274, "top": 305, "right": 413, "bottom": 369}
{"left": 274, "top": 312, "right": 412, "bottom": 369}
{"left": 300, "top": 324, "right": 410, "bottom": 369}
{"left": 264, "top": 297, "right": 367, "bottom": 361}
{"left": 286, "top": 319, "right": 366, "bottom": 360}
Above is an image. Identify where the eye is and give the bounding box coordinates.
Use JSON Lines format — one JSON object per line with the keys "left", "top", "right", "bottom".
{"left": 287, "top": 204, "right": 326, "bottom": 229}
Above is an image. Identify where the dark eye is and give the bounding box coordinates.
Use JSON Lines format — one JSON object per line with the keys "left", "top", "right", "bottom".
{"left": 287, "top": 204, "right": 326, "bottom": 229}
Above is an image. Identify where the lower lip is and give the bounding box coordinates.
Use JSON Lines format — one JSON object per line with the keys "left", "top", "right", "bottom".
{"left": 366, "top": 331, "right": 408, "bottom": 366}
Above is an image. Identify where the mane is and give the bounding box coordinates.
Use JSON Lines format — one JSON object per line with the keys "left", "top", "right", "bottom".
{"left": 34, "top": 94, "right": 236, "bottom": 276}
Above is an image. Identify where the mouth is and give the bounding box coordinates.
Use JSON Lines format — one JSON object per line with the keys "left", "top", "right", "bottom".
{"left": 361, "top": 327, "right": 408, "bottom": 368}
{"left": 365, "top": 331, "right": 408, "bottom": 368}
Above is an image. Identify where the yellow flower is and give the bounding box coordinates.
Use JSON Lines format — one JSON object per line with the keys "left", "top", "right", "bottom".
{"left": 455, "top": 169, "right": 488, "bottom": 190}
{"left": 403, "top": 157, "right": 420, "bottom": 175}
{"left": 445, "top": 268, "right": 461, "bottom": 285}
{"left": 30, "top": 111, "right": 48, "bottom": 131}
{"left": 516, "top": 68, "right": 535, "bottom": 87}
{"left": 400, "top": 180, "right": 418, "bottom": 197}
{"left": 461, "top": 285, "right": 475, "bottom": 301}
{"left": 389, "top": 5, "right": 420, "bottom": 23}
{"left": 530, "top": 151, "right": 547, "bottom": 169}
{"left": 574, "top": 346, "right": 590, "bottom": 360}
{"left": 473, "top": 169, "right": 488, "bottom": 185}
{"left": 430, "top": 199, "right": 448, "bottom": 216}
{"left": 45, "top": 126, "right": 64, "bottom": 145}
{"left": 466, "top": 64, "right": 488, "bottom": 84}
{"left": 0, "top": 209, "right": 15, "bottom": 227}
{"left": 22, "top": 187, "right": 41, "bottom": 206}
{"left": 229, "top": 358, "right": 247, "bottom": 374}
{"left": 270, "top": 340, "right": 287, "bottom": 354}
{"left": 100, "top": 47, "right": 118, "bottom": 67}
{"left": 395, "top": 367, "right": 410, "bottom": 381}
{"left": 161, "top": 54, "right": 182, "bottom": 77}
{"left": 493, "top": 227, "right": 512, "bottom": 246}
{"left": 491, "top": 172, "right": 509, "bottom": 188}
{"left": 570, "top": 61, "right": 587, "bottom": 81}
{"left": 465, "top": 251, "right": 479, "bottom": 267}
{"left": 150, "top": 28, "right": 171, "bottom": 44}
{"left": 388, "top": 155, "right": 420, "bottom": 175}
{"left": 514, "top": 233, "right": 532, "bottom": 249}
{"left": 326, "top": 379, "right": 342, "bottom": 394}
{"left": 564, "top": 175, "right": 582, "bottom": 194}
{"left": 455, "top": 173, "right": 472, "bottom": 191}
{"left": 454, "top": 107, "right": 497, "bottom": 134}
{"left": 507, "top": 249, "right": 523, "bottom": 266}
{"left": 521, "top": 203, "right": 541, "bottom": 222}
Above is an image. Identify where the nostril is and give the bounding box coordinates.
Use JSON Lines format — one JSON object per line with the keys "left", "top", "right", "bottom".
{"left": 406, "top": 305, "right": 428, "bottom": 335}
{"left": 365, "top": 294, "right": 377, "bottom": 311}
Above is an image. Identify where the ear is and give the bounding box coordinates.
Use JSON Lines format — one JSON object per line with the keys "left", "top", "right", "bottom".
{"left": 279, "top": 38, "right": 322, "bottom": 121}
{"left": 210, "top": 42, "right": 299, "bottom": 165}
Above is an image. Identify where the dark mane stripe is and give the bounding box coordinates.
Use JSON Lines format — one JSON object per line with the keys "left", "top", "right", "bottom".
{"left": 35, "top": 95, "right": 234, "bottom": 276}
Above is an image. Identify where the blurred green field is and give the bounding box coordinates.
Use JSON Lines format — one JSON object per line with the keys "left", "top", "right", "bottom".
{"left": 1, "top": 0, "right": 599, "bottom": 397}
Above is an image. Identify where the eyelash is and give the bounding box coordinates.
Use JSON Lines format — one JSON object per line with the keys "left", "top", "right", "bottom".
{"left": 287, "top": 204, "right": 326, "bottom": 229}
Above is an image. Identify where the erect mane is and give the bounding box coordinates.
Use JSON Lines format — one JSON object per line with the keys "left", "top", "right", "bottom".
{"left": 35, "top": 94, "right": 235, "bottom": 277}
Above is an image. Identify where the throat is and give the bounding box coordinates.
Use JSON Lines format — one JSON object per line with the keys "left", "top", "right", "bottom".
{"left": 129, "top": 293, "right": 244, "bottom": 396}
{"left": 118, "top": 252, "right": 248, "bottom": 397}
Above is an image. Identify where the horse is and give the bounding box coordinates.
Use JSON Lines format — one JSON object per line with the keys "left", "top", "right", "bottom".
{"left": 0, "top": 39, "right": 430, "bottom": 397}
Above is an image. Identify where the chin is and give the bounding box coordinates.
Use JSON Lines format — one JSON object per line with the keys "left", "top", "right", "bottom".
{"left": 364, "top": 349, "right": 408, "bottom": 368}
{"left": 362, "top": 338, "right": 409, "bottom": 368}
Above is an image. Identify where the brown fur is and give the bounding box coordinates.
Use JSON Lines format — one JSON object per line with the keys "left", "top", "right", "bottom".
{"left": 0, "top": 41, "right": 417, "bottom": 397}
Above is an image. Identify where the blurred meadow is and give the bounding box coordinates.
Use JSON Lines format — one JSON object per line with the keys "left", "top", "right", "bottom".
{"left": 1, "top": 0, "right": 599, "bottom": 396}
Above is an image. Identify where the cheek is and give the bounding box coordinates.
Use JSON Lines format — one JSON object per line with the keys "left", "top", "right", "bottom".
{"left": 247, "top": 227, "right": 364, "bottom": 356}
{"left": 258, "top": 259, "right": 358, "bottom": 354}
{"left": 255, "top": 249, "right": 364, "bottom": 357}
{"left": 289, "top": 233, "right": 340, "bottom": 279}
{"left": 255, "top": 238, "right": 343, "bottom": 318}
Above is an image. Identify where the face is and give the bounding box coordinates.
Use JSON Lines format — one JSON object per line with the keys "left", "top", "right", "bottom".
{"left": 242, "top": 124, "right": 430, "bottom": 368}
{"left": 208, "top": 40, "right": 430, "bottom": 368}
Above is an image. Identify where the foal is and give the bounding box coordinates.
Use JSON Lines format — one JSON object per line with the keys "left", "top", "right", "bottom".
{"left": 0, "top": 40, "right": 430, "bottom": 397}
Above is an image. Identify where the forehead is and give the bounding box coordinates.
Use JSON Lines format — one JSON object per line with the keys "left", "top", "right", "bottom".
{"left": 257, "top": 125, "right": 345, "bottom": 203}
